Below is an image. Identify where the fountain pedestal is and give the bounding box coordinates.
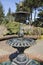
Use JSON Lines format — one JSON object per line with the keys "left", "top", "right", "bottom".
{"left": 11, "top": 54, "right": 40, "bottom": 65}
{"left": 11, "top": 54, "right": 31, "bottom": 65}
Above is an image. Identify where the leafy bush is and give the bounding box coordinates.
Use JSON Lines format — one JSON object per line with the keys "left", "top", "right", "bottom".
{"left": 6, "top": 21, "right": 20, "bottom": 34}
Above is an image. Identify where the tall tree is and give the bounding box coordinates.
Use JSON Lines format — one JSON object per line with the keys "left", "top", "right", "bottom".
{"left": 38, "top": 10, "right": 43, "bottom": 27}
{"left": 16, "top": 3, "right": 20, "bottom": 11}
{"left": 7, "top": 8, "right": 12, "bottom": 22}
{"left": 33, "top": 0, "right": 43, "bottom": 20}
{"left": 23, "top": 0, "right": 43, "bottom": 22}
{"left": 32, "top": 10, "right": 43, "bottom": 27}
{"left": 7, "top": 8, "right": 11, "bottom": 16}
{"left": 23, "top": 0, "right": 33, "bottom": 24}
{"left": 0, "top": 2, "right": 4, "bottom": 23}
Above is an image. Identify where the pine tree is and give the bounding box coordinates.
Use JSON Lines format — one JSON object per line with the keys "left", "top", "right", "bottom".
{"left": 6, "top": 8, "right": 14, "bottom": 22}
{"left": 0, "top": 2, "right": 4, "bottom": 23}
{"left": 6, "top": 8, "right": 12, "bottom": 22}
{"left": 7, "top": 8, "right": 11, "bottom": 16}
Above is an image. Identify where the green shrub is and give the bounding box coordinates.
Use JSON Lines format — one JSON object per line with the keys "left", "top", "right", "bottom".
{"left": 6, "top": 21, "right": 20, "bottom": 34}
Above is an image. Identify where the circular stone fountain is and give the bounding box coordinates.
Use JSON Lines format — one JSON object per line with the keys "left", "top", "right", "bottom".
{"left": 7, "top": 2, "right": 40, "bottom": 65}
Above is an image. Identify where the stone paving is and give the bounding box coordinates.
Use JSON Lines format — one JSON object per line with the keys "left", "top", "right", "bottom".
{"left": 24, "top": 39, "right": 43, "bottom": 62}
{"left": 0, "top": 25, "right": 8, "bottom": 38}
{"left": 0, "top": 40, "right": 17, "bottom": 62}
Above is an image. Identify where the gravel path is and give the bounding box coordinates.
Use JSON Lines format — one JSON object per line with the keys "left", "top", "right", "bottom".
{"left": 24, "top": 40, "right": 43, "bottom": 62}
{"left": 0, "top": 25, "right": 8, "bottom": 37}
{"left": 0, "top": 40, "right": 17, "bottom": 62}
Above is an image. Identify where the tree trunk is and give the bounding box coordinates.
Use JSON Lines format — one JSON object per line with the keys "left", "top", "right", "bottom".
{"left": 30, "top": 7, "right": 32, "bottom": 24}
{"left": 34, "top": 8, "right": 37, "bottom": 21}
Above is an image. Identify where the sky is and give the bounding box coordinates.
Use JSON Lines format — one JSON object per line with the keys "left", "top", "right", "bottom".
{"left": 0, "top": 0, "right": 22, "bottom": 15}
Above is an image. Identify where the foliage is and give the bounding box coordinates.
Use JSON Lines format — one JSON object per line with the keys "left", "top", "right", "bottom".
{"left": 6, "top": 21, "right": 20, "bottom": 34}
{"left": 2, "top": 17, "right": 9, "bottom": 25}
{"left": 6, "top": 8, "right": 14, "bottom": 22}
{"left": 38, "top": 11, "right": 43, "bottom": 18}
{"left": 0, "top": 2, "right": 4, "bottom": 24}
{"left": 32, "top": 10, "right": 43, "bottom": 27}
{"left": 2, "top": 8, "right": 15, "bottom": 25}
{"left": 7, "top": 8, "right": 11, "bottom": 16}
{"left": 23, "top": 0, "right": 43, "bottom": 22}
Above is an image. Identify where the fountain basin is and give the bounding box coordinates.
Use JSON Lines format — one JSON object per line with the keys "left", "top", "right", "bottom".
{"left": 7, "top": 38, "right": 35, "bottom": 47}
{"left": 7, "top": 38, "right": 35, "bottom": 53}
